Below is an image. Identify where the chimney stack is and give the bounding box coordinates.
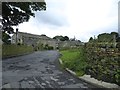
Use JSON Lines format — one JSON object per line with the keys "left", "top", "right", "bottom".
{"left": 16, "top": 28, "right": 18, "bottom": 44}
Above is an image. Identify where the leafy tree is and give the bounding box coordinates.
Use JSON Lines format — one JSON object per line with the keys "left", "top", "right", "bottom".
{"left": 116, "top": 37, "right": 120, "bottom": 42}
{"left": 111, "top": 32, "right": 119, "bottom": 38}
{"left": 41, "top": 34, "right": 46, "bottom": 36}
{"left": 64, "top": 36, "right": 69, "bottom": 41}
{"left": 53, "top": 36, "right": 63, "bottom": 40}
{"left": 2, "top": 32, "right": 11, "bottom": 44}
{"left": 89, "top": 37, "right": 93, "bottom": 42}
{"left": 2, "top": 2, "right": 46, "bottom": 33}
{"left": 97, "top": 33, "right": 110, "bottom": 42}
{"left": 97, "top": 32, "right": 119, "bottom": 43}
{"left": 110, "top": 32, "right": 120, "bottom": 42}
{"left": 60, "top": 37, "right": 65, "bottom": 41}
{"left": 53, "top": 35, "right": 69, "bottom": 41}
{"left": 2, "top": 1, "right": 46, "bottom": 43}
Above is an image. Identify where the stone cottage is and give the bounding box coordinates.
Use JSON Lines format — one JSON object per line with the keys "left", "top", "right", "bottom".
{"left": 11, "top": 32, "right": 58, "bottom": 49}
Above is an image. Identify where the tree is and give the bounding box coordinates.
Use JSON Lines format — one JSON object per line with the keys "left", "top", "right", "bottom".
{"left": 53, "top": 36, "right": 63, "bottom": 41}
{"left": 89, "top": 37, "right": 93, "bottom": 42}
{"left": 2, "top": 1, "right": 46, "bottom": 43}
{"left": 2, "top": 2, "right": 46, "bottom": 33}
{"left": 97, "top": 32, "right": 120, "bottom": 43}
{"left": 53, "top": 35, "right": 62, "bottom": 39}
{"left": 53, "top": 35, "right": 69, "bottom": 41}
{"left": 2, "top": 32, "right": 11, "bottom": 44}
{"left": 116, "top": 37, "right": 120, "bottom": 42}
{"left": 97, "top": 33, "right": 112, "bottom": 42}
{"left": 110, "top": 32, "right": 120, "bottom": 42}
{"left": 111, "top": 32, "right": 119, "bottom": 38}
{"left": 64, "top": 36, "right": 69, "bottom": 41}
{"left": 41, "top": 34, "right": 46, "bottom": 36}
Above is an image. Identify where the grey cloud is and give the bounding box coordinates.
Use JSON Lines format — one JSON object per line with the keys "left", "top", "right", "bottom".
{"left": 35, "top": 11, "right": 68, "bottom": 27}
{"left": 34, "top": 0, "right": 69, "bottom": 27}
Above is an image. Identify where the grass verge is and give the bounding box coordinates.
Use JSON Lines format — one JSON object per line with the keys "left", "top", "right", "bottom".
{"left": 60, "top": 47, "right": 87, "bottom": 76}
{"left": 2, "top": 44, "right": 34, "bottom": 59}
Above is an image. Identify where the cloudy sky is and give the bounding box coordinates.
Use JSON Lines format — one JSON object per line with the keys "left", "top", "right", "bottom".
{"left": 17, "top": 0, "right": 119, "bottom": 42}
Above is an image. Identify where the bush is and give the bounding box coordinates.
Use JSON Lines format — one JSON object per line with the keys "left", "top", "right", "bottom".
{"left": 115, "top": 70, "right": 120, "bottom": 85}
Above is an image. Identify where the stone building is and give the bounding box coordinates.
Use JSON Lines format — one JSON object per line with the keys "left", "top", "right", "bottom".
{"left": 11, "top": 32, "right": 58, "bottom": 49}
{"left": 58, "top": 40, "right": 84, "bottom": 48}
{"left": 11, "top": 31, "right": 83, "bottom": 50}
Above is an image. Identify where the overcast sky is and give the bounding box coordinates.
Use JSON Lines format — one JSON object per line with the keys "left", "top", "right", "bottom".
{"left": 17, "top": 0, "right": 119, "bottom": 42}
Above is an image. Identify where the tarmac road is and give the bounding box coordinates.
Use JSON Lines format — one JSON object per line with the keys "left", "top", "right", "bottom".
{"left": 2, "top": 50, "right": 102, "bottom": 89}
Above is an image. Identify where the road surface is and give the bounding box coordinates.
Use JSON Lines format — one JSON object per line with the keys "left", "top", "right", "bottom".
{"left": 2, "top": 50, "right": 100, "bottom": 89}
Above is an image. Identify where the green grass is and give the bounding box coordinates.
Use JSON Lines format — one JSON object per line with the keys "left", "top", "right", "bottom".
{"left": 61, "top": 49, "right": 80, "bottom": 62}
{"left": 60, "top": 48, "right": 87, "bottom": 76}
{"left": 2, "top": 44, "right": 34, "bottom": 58}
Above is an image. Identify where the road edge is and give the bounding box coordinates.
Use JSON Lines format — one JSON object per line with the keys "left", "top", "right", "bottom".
{"left": 59, "top": 59, "right": 120, "bottom": 90}
{"left": 2, "top": 52, "right": 34, "bottom": 60}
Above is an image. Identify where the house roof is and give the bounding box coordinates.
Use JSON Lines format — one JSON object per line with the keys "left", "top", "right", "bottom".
{"left": 17, "top": 32, "right": 51, "bottom": 40}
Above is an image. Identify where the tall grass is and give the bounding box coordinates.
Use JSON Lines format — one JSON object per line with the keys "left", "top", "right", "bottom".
{"left": 60, "top": 47, "right": 87, "bottom": 76}
{"left": 2, "top": 44, "right": 34, "bottom": 58}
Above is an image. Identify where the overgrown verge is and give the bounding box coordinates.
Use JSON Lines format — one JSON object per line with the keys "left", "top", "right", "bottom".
{"left": 2, "top": 44, "right": 34, "bottom": 59}
{"left": 60, "top": 47, "right": 87, "bottom": 76}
